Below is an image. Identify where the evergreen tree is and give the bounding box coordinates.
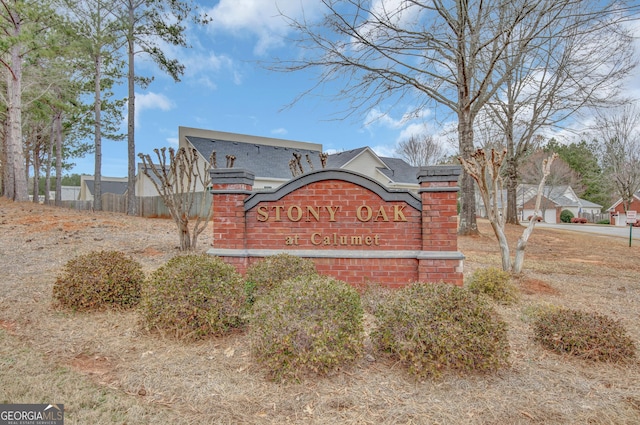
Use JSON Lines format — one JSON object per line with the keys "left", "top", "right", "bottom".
{"left": 116, "top": 0, "right": 208, "bottom": 215}
{"left": 545, "top": 139, "right": 611, "bottom": 208}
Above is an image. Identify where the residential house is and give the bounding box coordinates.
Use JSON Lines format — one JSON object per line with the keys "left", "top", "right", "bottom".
{"left": 475, "top": 184, "right": 602, "bottom": 223}
{"left": 79, "top": 175, "right": 128, "bottom": 201}
{"left": 77, "top": 127, "right": 421, "bottom": 205}
{"left": 179, "top": 126, "right": 421, "bottom": 191}
{"left": 520, "top": 184, "right": 602, "bottom": 223}
{"left": 135, "top": 162, "right": 169, "bottom": 197}
{"left": 45, "top": 186, "right": 81, "bottom": 201}
{"left": 607, "top": 190, "right": 640, "bottom": 226}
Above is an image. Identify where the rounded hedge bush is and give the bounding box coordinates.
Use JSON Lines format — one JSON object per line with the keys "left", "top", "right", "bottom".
{"left": 533, "top": 307, "right": 636, "bottom": 362}
{"left": 53, "top": 250, "right": 144, "bottom": 311}
{"left": 244, "top": 253, "right": 317, "bottom": 302}
{"left": 372, "top": 283, "right": 510, "bottom": 379}
{"left": 141, "top": 254, "right": 246, "bottom": 340}
{"left": 466, "top": 267, "right": 519, "bottom": 305}
{"left": 250, "top": 275, "right": 364, "bottom": 382}
{"left": 560, "top": 209, "right": 574, "bottom": 223}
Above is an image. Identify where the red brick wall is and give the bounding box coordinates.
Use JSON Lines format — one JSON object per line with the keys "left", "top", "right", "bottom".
{"left": 245, "top": 180, "right": 422, "bottom": 252}
{"left": 209, "top": 168, "right": 463, "bottom": 287}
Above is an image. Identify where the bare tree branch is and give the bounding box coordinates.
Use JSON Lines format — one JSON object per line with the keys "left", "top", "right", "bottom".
{"left": 137, "top": 147, "right": 213, "bottom": 251}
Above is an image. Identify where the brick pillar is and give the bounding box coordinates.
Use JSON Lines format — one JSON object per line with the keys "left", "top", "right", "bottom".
{"left": 417, "top": 165, "right": 464, "bottom": 285}
{"left": 209, "top": 169, "right": 254, "bottom": 251}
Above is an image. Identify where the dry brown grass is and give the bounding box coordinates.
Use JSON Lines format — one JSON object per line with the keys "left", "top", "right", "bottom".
{"left": 1, "top": 198, "right": 639, "bottom": 424}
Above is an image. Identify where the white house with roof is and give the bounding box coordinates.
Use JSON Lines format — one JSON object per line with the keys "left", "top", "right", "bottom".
{"left": 607, "top": 190, "right": 640, "bottom": 226}
{"left": 79, "top": 175, "right": 129, "bottom": 201}
{"left": 178, "top": 126, "right": 421, "bottom": 192}
{"left": 78, "top": 127, "right": 422, "bottom": 204}
{"left": 475, "top": 184, "right": 602, "bottom": 223}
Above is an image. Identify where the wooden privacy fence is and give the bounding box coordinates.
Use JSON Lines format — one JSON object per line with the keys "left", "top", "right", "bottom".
{"left": 51, "top": 192, "right": 213, "bottom": 219}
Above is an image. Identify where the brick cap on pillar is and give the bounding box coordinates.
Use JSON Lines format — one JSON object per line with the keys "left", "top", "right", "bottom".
{"left": 417, "top": 165, "right": 462, "bottom": 183}
{"left": 209, "top": 168, "right": 255, "bottom": 185}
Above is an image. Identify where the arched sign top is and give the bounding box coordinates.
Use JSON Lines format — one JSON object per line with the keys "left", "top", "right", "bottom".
{"left": 244, "top": 168, "right": 422, "bottom": 212}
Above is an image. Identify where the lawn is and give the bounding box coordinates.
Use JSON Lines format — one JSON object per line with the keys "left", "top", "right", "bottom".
{"left": 1, "top": 198, "right": 638, "bottom": 424}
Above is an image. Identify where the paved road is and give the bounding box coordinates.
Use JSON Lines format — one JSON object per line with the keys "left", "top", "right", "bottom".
{"left": 535, "top": 222, "right": 637, "bottom": 240}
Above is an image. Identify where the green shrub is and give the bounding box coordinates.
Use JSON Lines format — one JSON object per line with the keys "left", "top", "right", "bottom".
{"left": 141, "top": 254, "right": 246, "bottom": 340}
{"left": 250, "top": 275, "right": 364, "bottom": 382}
{"left": 597, "top": 219, "right": 610, "bottom": 225}
{"left": 560, "top": 209, "right": 574, "bottom": 223}
{"left": 533, "top": 307, "right": 636, "bottom": 362}
{"left": 53, "top": 250, "right": 144, "bottom": 311}
{"left": 245, "top": 254, "right": 317, "bottom": 302}
{"left": 466, "top": 267, "right": 519, "bottom": 305}
{"left": 372, "top": 283, "right": 510, "bottom": 379}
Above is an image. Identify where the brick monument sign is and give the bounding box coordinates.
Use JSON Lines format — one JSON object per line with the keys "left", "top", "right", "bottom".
{"left": 208, "top": 166, "right": 464, "bottom": 287}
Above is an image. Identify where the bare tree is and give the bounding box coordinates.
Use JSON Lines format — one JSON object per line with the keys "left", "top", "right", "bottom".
{"left": 481, "top": 1, "right": 636, "bottom": 224}
{"left": 138, "top": 147, "right": 214, "bottom": 251}
{"left": 595, "top": 105, "right": 640, "bottom": 212}
{"left": 396, "top": 134, "right": 443, "bottom": 167}
{"left": 459, "top": 148, "right": 556, "bottom": 273}
{"left": 277, "top": 0, "right": 619, "bottom": 235}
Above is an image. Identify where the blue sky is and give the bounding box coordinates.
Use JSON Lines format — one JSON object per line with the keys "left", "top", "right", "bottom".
{"left": 68, "top": 0, "right": 640, "bottom": 177}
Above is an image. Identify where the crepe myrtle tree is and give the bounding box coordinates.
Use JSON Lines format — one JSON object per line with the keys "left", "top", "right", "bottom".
{"left": 138, "top": 147, "right": 215, "bottom": 251}
{"left": 459, "top": 148, "right": 556, "bottom": 273}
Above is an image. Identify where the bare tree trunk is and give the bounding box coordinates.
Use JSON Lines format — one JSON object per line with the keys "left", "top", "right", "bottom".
{"left": 513, "top": 155, "right": 556, "bottom": 273}
{"left": 179, "top": 212, "right": 190, "bottom": 251}
{"left": 1, "top": 117, "right": 7, "bottom": 197}
{"left": 44, "top": 120, "right": 54, "bottom": 204}
{"left": 458, "top": 113, "right": 478, "bottom": 235}
{"left": 54, "top": 112, "right": 63, "bottom": 206}
{"left": 7, "top": 42, "right": 28, "bottom": 201}
{"left": 491, "top": 220, "right": 512, "bottom": 271}
{"left": 505, "top": 148, "right": 520, "bottom": 225}
{"left": 126, "top": 1, "right": 137, "bottom": 216}
{"left": 94, "top": 54, "right": 103, "bottom": 211}
{"left": 4, "top": 68, "right": 13, "bottom": 199}
{"left": 32, "top": 140, "right": 39, "bottom": 203}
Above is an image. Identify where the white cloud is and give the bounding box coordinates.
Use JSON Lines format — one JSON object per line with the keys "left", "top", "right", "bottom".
{"left": 363, "top": 108, "right": 405, "bottom": 130}
{"left": 166, "top": 137, "right": 179, "bottom": 147}
{"left": 182, "top": 51, "right": 235, "bottom": 78}
{"left": 197, "top": 76, "right": 218, "bottom": 91}
{"left": 360, "top": 106, "right": 459, "bottom": 159}
{"left": 135, "top": 92, "right": 174, "bottom": 126}
{"left": 397, "top": 122, "right": 430, "bottom": 142}
{"left": 364, "top": 107, "right": 432, "bottom": 131}
{"left": 371, "top": 144, "right": 396, "bottom": 158}
{"left": 205, "top": 0, "right": 325, "bottom": 55}
{"left": 132, "top": 32, "right": 239, "bottom": 92}
{"left": 271, "top": 127, "right": 288, "bottom": 136}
